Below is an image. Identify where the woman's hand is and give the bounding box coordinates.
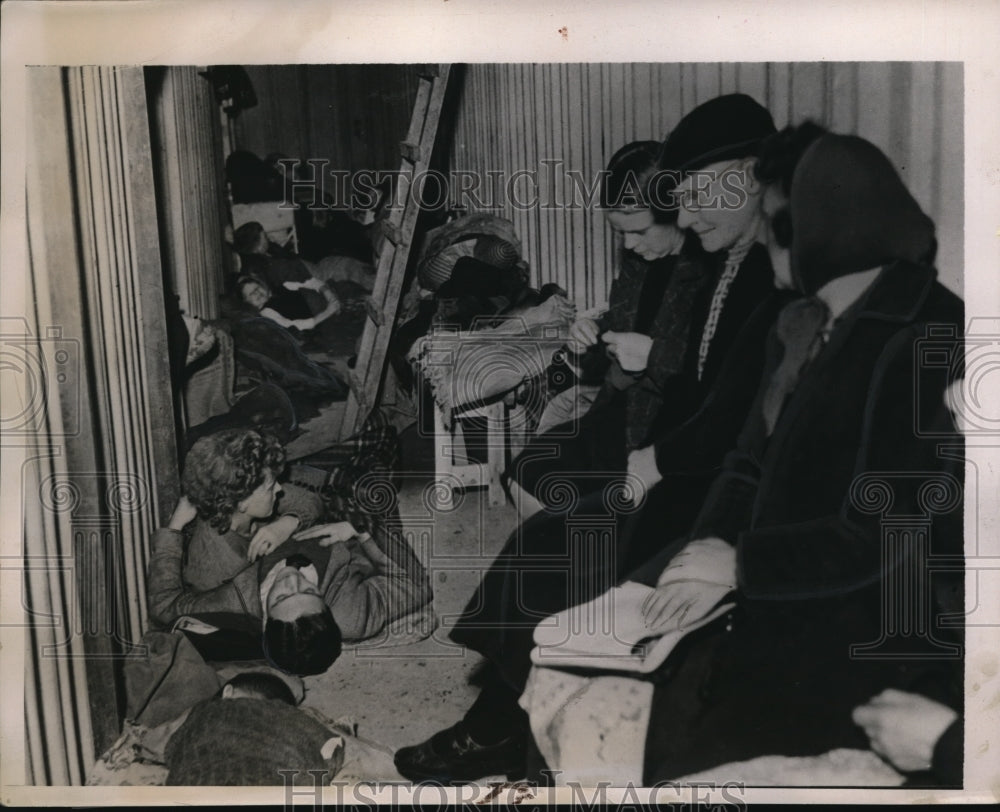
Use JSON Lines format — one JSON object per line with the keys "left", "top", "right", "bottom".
{"left": 627, "top": 446, "right": 662, "bottom": 506}
{"left": 852, "top": 689, "right": 958, "bottom": 773}
{"left": 640, "top": 538, "right": 737, "bottom": 634}
{"left": 657, "top": 537, "right": 737, "bottom": 587}
{"left": 293, "top": 521, "right": 364, "bottom": 546}
{"left": 168, "top": 495, "right": 199, "bottom": 532}
{"left": 567, "top": 317, "right": 600, "bottom": 352}
{"left": 247, "top": 514, "right": 301, "bottom": 561}
{"left": 603, "top": 331, "right": 653, "bottom": 372}
{"left": 640, "top": 580, "right": 732, "bottom": 635}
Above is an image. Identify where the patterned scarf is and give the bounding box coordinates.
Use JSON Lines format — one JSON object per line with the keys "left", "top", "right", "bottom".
{"left": 696, "top": 238, "right": 755, "bottom": 381}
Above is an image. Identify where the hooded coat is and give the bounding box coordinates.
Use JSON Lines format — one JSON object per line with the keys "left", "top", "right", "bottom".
{"left": 637, "top": 134, "right": 964, "bottom": 783}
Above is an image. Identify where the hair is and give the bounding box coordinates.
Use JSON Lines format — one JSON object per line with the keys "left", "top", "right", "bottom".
{"left": 237, "top": 274, "right": 269, "bottom": 298}
{"left": 233, "top": 221, "right": 266, "bottom": 255}
{"left": 601, "top": 141, "right": 677, "bottom": 224}
{"left": 753, "top": 121, "right": 829, "bottom": 248}
{"left": 221, "top": 671, "right": 297, "bottom": 705}
{"left": 181, "top": 429, "right": 286, "bottom": 533}
{"left": 263, "top": 607, "right": 342, "bottom": 676}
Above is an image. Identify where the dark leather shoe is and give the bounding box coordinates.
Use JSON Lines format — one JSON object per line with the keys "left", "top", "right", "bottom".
{"left": 394, "top": 721, "right": 526, "bottom": 784}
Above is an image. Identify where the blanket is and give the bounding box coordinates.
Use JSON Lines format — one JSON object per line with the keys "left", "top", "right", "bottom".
{"left": 411, "top": 295, "right": 574, "bottom": 427}
{"left": 520, "top": 664, "right": 906, "bottom": 787}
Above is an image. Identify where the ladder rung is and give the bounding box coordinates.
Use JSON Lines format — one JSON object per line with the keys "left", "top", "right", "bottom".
{"left": 400, "top": 141, "right": 424, "bottom": 163}
{"left": 381, "top": 221, "right": 404, "bottom": 247}
{"left": 365, "top": 298, "right": 385, "bottom": 327}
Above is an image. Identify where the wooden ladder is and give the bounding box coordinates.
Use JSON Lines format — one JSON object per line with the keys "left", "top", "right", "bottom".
{"left": 337, "top": 64, "right": 452, "bottom": 439}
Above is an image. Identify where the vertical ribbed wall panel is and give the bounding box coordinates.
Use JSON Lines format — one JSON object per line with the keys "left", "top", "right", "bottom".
{"left": 449, "top": 62, "right": 962, "bottom": 305}
{"left": 237, "top": 65, "right": 420, "bottom": 177}
{"left": 23, "top": 66, "right": 181, "bottom": 782}
{"left": 148, "top": 67, "right": 227, "bottom": 319}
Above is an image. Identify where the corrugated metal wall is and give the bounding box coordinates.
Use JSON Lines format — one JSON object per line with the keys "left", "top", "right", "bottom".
{"left": 234, "top": 65, "right": 421, "bottom": 175}
{"left": 449, "top": 62, "right": 963, "bottom": 304}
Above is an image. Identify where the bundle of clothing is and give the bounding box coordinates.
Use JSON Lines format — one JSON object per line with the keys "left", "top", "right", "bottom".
{"left": 87, "top": 630, "right": 402, "bottom": 786}
{"left": 393, "top": 214, "right": 575, "bottom": 428}
{"left": 410, "top": 294, "right": 575, "bottom": 428}
{"left": 229, "top": 316, "right": 349, "bottom": 421}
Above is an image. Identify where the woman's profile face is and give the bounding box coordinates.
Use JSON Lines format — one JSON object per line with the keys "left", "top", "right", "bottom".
{"left": 239, "top": 470, "right": 281, "bottom": 520}
{"left": 606, "top": 209, "right": 683, "bottom": 261}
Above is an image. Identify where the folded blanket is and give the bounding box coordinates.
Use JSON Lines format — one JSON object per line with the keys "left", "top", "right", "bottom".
{"left": 184, "top": 329, "right": 236, "bottom": 426}
{"left": 411, "top": 295, "right": 574, "bottom": 426}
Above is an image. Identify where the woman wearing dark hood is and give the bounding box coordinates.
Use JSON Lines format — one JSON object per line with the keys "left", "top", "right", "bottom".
{"left": 630, "top": 131, "right": 964, "bottom": 783}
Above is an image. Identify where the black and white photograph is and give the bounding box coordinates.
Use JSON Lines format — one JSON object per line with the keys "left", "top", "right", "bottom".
{"left": 1, "top": 1, "right": 998, "bottom": 806}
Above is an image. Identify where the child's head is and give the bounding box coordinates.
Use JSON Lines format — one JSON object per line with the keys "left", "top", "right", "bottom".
{"left": 220, "top": 671, "right": 297, "bottom": 705}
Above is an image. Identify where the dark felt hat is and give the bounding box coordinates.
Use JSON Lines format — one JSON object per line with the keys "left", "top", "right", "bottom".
{"left": 659, "top": 94, "right": 777, "bottom": 174}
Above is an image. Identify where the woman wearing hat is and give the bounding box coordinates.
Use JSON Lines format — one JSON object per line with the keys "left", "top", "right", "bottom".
{"left": 633, "top": 130, "right": 963, "bottom": 782}
{"left": 393, "top": 97, "right": 802, "bottom": 785}
{"left": 512, "top": 98, "right": 782, "bottom": 525}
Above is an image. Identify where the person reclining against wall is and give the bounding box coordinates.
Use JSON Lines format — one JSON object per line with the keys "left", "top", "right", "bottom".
{"left": 174, "top": 429, "right": 324, "bottom": 592}
{"left": 235, "top": 218, "right": 372, "bottom": 300}
{"left": 146, "top": 429, "right": 433, "bottom": 675}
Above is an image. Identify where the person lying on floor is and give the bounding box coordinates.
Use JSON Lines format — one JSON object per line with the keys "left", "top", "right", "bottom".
{"left": 239, "top": 275, "right": 340, "bottom": 334}
{"left": 165, "top": 672, "right": 345, "bottom": 786}
{"left": 219, "top": 671, "right": 298, "bottom": 705}
{"left": 175, "top": 429, "right": 325, "bottom": 591}
{"left": 146, "top": 430, "right": 433, "bottom": 675}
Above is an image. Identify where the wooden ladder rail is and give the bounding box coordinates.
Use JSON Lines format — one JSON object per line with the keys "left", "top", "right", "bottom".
{"left": 337, "top": 64, "right": 452, "bottom": 439}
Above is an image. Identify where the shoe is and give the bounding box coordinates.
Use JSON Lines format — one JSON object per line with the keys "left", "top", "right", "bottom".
{"left": 393, "top": 721, "right": 526, "bottom": 784}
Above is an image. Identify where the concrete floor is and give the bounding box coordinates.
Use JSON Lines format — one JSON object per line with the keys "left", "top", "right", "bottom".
{"left": 299, "top": 424, "right": 520, "bottom": 781}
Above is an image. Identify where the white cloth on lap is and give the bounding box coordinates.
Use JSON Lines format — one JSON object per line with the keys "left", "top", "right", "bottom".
{"left": 519, "top": 665, "right": 653, "bottom": 787}
{"left": 676, "top": 748, "right": 905, "bottom": 786}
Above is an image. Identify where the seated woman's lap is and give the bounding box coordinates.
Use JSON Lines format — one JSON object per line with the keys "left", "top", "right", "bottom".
{"left": 450, "top": 488, "right": 650, "bottom": 690}
{"left": 508, "top": 402, "right": 629, "bottom": 505}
